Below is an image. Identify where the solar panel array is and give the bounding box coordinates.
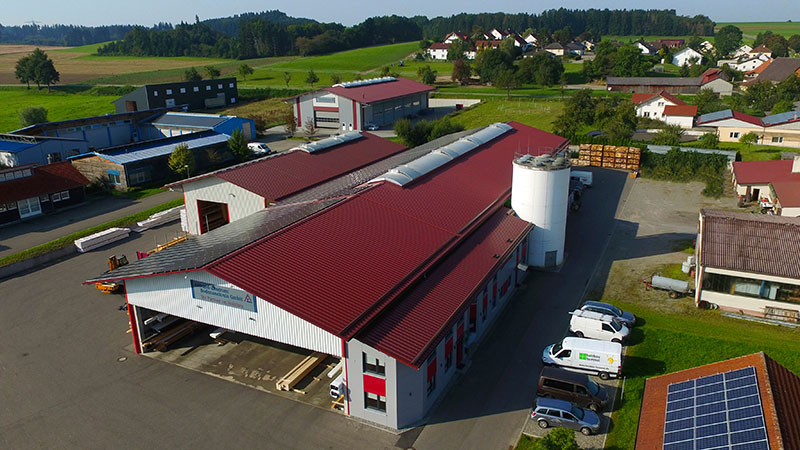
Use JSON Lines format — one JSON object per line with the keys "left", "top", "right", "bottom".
{"left": 663, "top": 366, "right": 770, "bottom": 450}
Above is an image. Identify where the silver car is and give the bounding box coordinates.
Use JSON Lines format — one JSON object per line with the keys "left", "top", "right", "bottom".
{"left": 530, "top": 397, "right": 601, "bottom": 436}
{"left": 581, "top": 301, "right": 636, "bottom": 328}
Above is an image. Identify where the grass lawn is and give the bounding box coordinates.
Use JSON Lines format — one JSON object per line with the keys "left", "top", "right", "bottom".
{"left": 269, "top": 42, "right": 419, "bottom": 73}
{"left": 447, "top": 98, "right": 564, "bottom": 132}
{"left": 516, "top": 434, "right": 540, "bottom": 450}
{"left": 603, "top": 299, "right": 800, "bottom": 450}
{"left": 0, "top": 86, "right": 115, "bottom": 133}
{"left": 693, "top": 141, "right": 798, "bottom": 161}
{"left": 220, "top": 98, "right": 292, "bottom": 130}
{"left": 564, "top": 62, "right": 588, "bottom": 84}
{"left": 716, "top": 22, "right": 800, "bottom": 38}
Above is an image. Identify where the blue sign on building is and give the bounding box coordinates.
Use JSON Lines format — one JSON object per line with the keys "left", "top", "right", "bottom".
{"left": 190, "top": 280, "right": 257, "bottom": 313}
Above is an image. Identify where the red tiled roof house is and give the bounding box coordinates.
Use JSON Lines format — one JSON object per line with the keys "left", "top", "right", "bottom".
{"left": 0, "top": 162, "right": 90, "bottom": 225}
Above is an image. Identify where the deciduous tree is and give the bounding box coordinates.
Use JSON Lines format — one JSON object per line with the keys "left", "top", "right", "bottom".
{"left": 184, "top": 67, "right": 202, "bottom": 81}
{"left": 305, "top": 69, "right": 319, "bottom": 87}
{"left": 451, "top": 58, "right": 471, "bottom": 85}
{"left": 739, "top": 132, "right": 759, "bottom": 147}
{"left": 237, "top": 63, "right": 254, "bottom": 80}
{"left": 227, "top": 129, "right": 249, "bottom": 161}
{"left": 204, "top": 66, "right": 221, "bottom": 78}
{"left": 714, "top": 25, "right": 743, "bottom": 57}
{"left": 284, "top": 112, "right": 297, "bottom": 137}
{"left": 19, "top": 106, "right": 48, "bottom": 127}
{"left": 168, "top": 143, "right": 195, "bottom": 177}
{"left": 303, "top": 118, "right": 316, "bottom": 137}
{"left": 417, "top": 65, "right": 437, "bottom": 85}
{"left": 283, "top": 71, "right": 292, "bottom": 87}
{"left": 494, "top": 69, "right": 519, "bottom": 99}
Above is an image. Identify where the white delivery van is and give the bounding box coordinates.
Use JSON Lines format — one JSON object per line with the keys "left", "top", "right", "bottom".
{"left": 569, "top": 309, "right": 630, "bottom": 343}
{"left": 570, "top": 170, "right": 593, "bottom": 187}
{"left": 542, "top": 337, "right": 623, "bottom": 380}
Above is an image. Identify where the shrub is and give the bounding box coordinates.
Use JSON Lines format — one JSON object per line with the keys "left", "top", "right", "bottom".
{"left": 640, "top": 148, "right": 728, "bottom": 197}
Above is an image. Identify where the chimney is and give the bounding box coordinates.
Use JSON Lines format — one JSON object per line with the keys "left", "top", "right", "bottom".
{"left": 793, "top": 154, "right": 800, "bottom": 174}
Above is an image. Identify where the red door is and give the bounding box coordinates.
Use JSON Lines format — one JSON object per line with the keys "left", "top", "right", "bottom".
{"left": 469, "top": 303, "right": 477, "bottom": 332}
{"left": 456, "top": 322, "right": 465, "bottom": 368}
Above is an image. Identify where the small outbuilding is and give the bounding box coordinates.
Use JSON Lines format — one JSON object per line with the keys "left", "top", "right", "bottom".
{"left": 0, "top": 162, "right": 90, "bottom": 225}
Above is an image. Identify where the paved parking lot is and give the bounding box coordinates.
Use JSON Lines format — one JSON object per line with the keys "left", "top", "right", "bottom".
{"left": 1, "top": 167, "right": 631, "bottom": 450}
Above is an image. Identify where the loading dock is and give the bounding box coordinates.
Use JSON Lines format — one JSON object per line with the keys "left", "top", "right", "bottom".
{"left": 140, "top": 314, "right": 342, "bottom": 411}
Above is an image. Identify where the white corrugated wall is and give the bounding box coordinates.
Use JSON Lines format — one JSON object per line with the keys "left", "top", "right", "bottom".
{"left": 182, "top": 176, "right": 266, "bottom": 235}
{"left": 126, "top": 270, "right": 342, "bottom": 356}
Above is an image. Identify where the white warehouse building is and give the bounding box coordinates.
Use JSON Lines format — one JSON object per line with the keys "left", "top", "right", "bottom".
{"left": 88, "top": 122, "right": 571, "bottom": 430}
{"left": 285, "top": 77, "right": 435, "bottom": 132}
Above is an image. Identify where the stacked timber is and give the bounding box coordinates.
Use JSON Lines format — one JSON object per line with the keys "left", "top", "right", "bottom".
{"left": 141, "top": 320, "right": 204, "bottom": 352}
{"left": 74, "top": 227, "right": 131, "bottom": 253}
{"left": 276, "top": 352, "right": 325, "bottom": 392}
{"left": 577, "top": 144, "right": 641, "bottom": 171}
{"left": 136, "top": 206, "right": 184, "bottom": 230}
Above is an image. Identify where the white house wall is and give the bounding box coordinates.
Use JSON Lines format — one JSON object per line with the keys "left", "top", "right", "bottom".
{"left": 126, "top": 270, "right": 342, "bottom": 356}
{"left": 780, "top": 206, "right": 800, "bottom": 217}
{"left": 664, "top": 115, "right": 695, "bottom": 128}
{"left": 700, "top": 290, "right": 800, "bottom": 317}
{"left": 703, "top": 79, "right": 733, "bottom": 96}
{"left": 345, "top": 340, "right": 402, "bottom": 429}
{"left": 636, "top": 97, "right": 676, "bottom": 119}
{"left": 182, "top": 176, "right": 266, "bottom": 235}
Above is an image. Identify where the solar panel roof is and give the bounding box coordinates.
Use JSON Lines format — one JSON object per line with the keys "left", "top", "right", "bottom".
{"left": 697, "top": 110, "right": 734, "bottom": 124}
{"left": 761, "top": 111, "right": 800, "bottom": 126}
{"left": 663, "top": 366, "right": 769, "bottom": 450}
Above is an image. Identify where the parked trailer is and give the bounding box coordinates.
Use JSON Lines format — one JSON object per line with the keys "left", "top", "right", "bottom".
{"left": 643, "top": 275, "right": 692, "bottom": 298}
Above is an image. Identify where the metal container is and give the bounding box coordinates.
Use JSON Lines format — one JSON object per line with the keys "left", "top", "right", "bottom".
{"left": 651, "top": 275, "right": 690, "bottom": 294}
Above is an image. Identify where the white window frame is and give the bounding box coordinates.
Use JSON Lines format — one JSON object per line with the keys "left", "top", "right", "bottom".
{"left": 229, "top": 82, "right": 234, "bottom": 88}
{"left": 771, "top": 136, "right": 783, "bottom": 143}
{"left": 52, "top": 192, "right": 62, "bottom": 202}
{"left": 218, "top": 84, "right": 223, "bottom": 89}
{"left": 193, "top": 86, "right": 200, "bottom": 92}
{"left": 206, "top": 85, "right": 212, "bottom": 91}
{"left": 59, "top": 191, "right": 70, "bottom": 200}
{"left": 153, "top": 90, "right": 159, "bottom": 97}
{"left": 166, "top": 89, "right": 173, "bottom": 95}
{"left": 180, "top": 87, "right": 186, "bottom": 94}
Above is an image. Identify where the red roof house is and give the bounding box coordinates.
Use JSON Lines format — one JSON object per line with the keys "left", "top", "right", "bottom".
{"left": 0, "top": 162, "right": 90, "bottom": 224}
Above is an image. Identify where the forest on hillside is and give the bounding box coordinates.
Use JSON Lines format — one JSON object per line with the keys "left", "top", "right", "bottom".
{"left": 1, "top": 9, "right": 714, "bottom": 59}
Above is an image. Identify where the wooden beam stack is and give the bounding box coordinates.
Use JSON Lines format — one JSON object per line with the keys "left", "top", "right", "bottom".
{"left": 577, "top": 144, "right": 641, "bottom": 172}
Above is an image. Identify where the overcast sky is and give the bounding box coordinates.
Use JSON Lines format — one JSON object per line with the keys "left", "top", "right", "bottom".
{"left": 2, "top": 0, "right": 799, "bottom": 27}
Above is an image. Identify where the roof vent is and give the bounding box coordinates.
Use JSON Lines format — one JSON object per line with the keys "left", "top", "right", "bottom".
{"left": 368, "top": 123, "right": 513, "bottom": 187}
{"left": 332, "top": 77, "right": 397, "bottom": 89}
{"left": 292, "top": 131, "right": 363, "bottom": 154}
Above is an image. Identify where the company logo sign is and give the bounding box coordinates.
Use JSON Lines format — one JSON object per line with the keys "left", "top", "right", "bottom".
{"left": 190, "top": 280, "right": 257, "bottom": 313}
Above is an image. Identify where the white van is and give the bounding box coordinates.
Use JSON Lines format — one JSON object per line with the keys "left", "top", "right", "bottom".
{"left": 247, "top": 142, "right": 272, "bottom": 155}
{"left": 570, "top": 170, "right": 593, "bottom": 187}
{"left": 569, "top": 309, "right": 630, "bottom": 343}
{"left": 542, "top": 337, "right": 623, "bottom": 380}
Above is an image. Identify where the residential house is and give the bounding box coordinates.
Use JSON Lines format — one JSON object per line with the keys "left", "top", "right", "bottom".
{"left": 672, "top": 47, "right": 704, "bottom": 67}
{"left": 475, "top": 40, "right": 502, "bottom": 51}
{"left": 581, "top": 40, "right": 595, "bottom": 52}
{"left": 507, "top": 33, "right": 527, "bottom": 48}
{"left": 749, "top": 44, "right": 773, "bottom": 59}
{"left": 443, "top": 32, "right": 469, "bottom": 44}
{"left": 745, "top": 58, "right": 772, "bottom": 80}
{"left": 759, "top": 110, "right": 800, "bottom": 147}
{"left": 732, "top": 44, "right": 753, "bottom": 58}
{"left": 662, "top": 105, "right": 698, "bottom": 128}
{"left": 695, "top": 109, "right": 764, "bottom": 142}
{"left": 731, "top": 155, "right": 800, "bottom": 216}
{"left": 565, "top": 42, "right": 585, "bottom": 56}
{"left": 718, "top": 55, "right": 770, "bottom": 73}
{"left": 0, "top": 162, "right": 90, "bottom": 225}
{"left": 700, "top": 40, "right": 714, "bottom": 52}
{"left": 523, "top": 33, "right": 538, "bottom": 46}
{"left": 695, "top": 210, "right": 800, "bottom": 322}
{"left": 636, "top": 41, "right": 657, "bottom": 55}
{"left": 742, "top": 57, "right": 800, "bottom": 87}
{"left": 489, "top": 28, "right": 509, "bottom": 40}
{"left": 655, "top": 39, "right": 685, "bottom": 49}
{"left": 632, "top": 90, "right": 687, "bottom": 120}
{"left": 113, "top": 78, "right": 238, "bottom": 113}
{"left": 544, "top": 42, "right": 565, "bottom": 56}
{"left": 427, "top": 42, "right": 450, "bottom": 61}
{"left": 0, "top": 134, "right": 89, "bottom": 167}
{"left": 285, "top": 77, "right": 435, "bottom": 132}
{"left": 636, "top": 352, "right": 800, "bottom": 449}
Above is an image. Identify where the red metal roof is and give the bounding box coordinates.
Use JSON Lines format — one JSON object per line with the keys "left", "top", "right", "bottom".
{"left": 631, "top": 90, "right": 686, "bottom": 106}
{"left": 732, "top": 160, "right": 800, "bottom": 185}
{"left": 215, "top": 132, "right": 406, "bottom": 201}
{"left": 772, "top": 181, "right": 800, "bottom": 207}
{"left": 636, "top": 353, "right": 793, "bottom": 450}
{"left": 325, "top": 77, "right": 435, "bottom": 105}
{"left": 0, "top": 162, "right": 89, "bottom": 203}
{"left": 429, "top": 43, "right": 451, "bottom": 50}
{"left": 207, "top": 122, "right": 567, "bottom": 348}
{"left": 357, "top": 208, "right": 531, "bottom": 368}
{"left": 662, "top": 105, "right": 698, "bottom": 117}
{"left": 700, "top": 209, "right": 800, "bottom": 280}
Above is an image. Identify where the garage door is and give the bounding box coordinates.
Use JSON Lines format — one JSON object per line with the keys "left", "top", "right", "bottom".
{"left": 315, "top": 111, "right": 340, "bottom": 129}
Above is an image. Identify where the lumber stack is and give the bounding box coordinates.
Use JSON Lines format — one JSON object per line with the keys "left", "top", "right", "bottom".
{"left": 74, "top": 227, "right": 131, "bottom": 253}
{"left": 276, "top": 352, "right": 325, "bottom": 392}
{"left": 136, "top": 206, "right": 184, "bottom": 230}
{"left": 577, "top": 144, "right": 640, "bottom": 171}
{"left": 142, "top": 320, "right": 203, "bottom": 352}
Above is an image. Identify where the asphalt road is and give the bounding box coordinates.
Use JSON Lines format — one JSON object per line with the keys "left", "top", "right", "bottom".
{"left": 0, "top": 168, "right": 631, "bottom": 450}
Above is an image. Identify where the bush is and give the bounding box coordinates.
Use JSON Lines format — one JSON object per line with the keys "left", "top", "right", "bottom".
{"left": 19, "top": 105, "right": 48, "bottom": 127}
{"left": 640, "top": 148, "right": 728, "bottom": 197}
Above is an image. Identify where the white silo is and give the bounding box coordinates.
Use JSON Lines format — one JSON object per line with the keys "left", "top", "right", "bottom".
{"left": 511, "top": 154, "right": 571, "bottom": 268}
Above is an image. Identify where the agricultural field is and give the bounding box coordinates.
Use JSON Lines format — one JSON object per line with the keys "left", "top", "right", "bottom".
{"left": 716, "top": 21, "right": 800, "bottom": 38}
{"left": 0, "top": 86, "right": 116, "bottom": 133}
{"left": 447, "top": 98, "right": 565, "bottom": 132}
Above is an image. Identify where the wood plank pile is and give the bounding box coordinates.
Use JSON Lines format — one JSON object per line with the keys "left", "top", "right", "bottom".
{"left": 276, "top": 352, "right": 325, "bottom": 392}
{"left": 141, "top": 320, "right": 204, "bottom": 352}
{"left": 74, "top": 227, "right": 131, "bottom": 253}
{"left": 136, "top": 206, "right": 184, "bottom": 230}
{"left": 578, "top": 144, "right": 641, "bottom": 171}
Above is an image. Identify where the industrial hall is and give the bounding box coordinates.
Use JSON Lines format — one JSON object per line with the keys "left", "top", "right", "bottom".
{"left": 87, "top": 122, "right": 573, "bottom": 430}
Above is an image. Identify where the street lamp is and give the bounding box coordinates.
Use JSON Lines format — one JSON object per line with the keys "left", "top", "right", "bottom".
{"left": 185, "top": 164, "right": 190, "bottom": 179}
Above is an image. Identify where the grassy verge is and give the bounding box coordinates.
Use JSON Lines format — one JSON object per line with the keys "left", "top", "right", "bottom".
{"left": 604, "top": 300, "right": 800, "bottom": 450}
{"left": 0, "top": 198, "right": 184, "bottom": 269}
{"left": 516, "top": 434, "right": 540, "bottom": 450}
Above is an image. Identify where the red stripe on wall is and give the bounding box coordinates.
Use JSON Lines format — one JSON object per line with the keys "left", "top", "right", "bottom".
{"left": 427, "top": 357, "right": 437, "bottom": 380}
{"left": 342, "top": 339, "right": 350, "bottom": 415}
{"left": 352, "top": 101, "right": 358, "bottom": 130}
{"left": 296, "top": 98, "right": 301, "bottom": 127}
{"left": 363, "top": 374, "right": 386, "bottom": 396}
{"left": 445, "top": 337, "right": 453, "bottom": 359}
{"left": 125, "top": 285, "right": 142, "bottom": 354}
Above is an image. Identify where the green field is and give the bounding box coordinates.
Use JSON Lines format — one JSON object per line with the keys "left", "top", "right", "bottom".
{"left": 604, "top": 300, "right": 800, "bottom": 450}
{"left": 269, "top": 42, "right": 418, "bottom": 73}
{"left": 447, "top": 98, "right": 565, "bottom": 132}
{"left": 0, "top": 87, "right": 115, "bottom": 132}
{"left": 603, "top": 35, "right": 716, "bottom": 44}
{"left": 717, "top": 21, "right": 800, "bottom": 38}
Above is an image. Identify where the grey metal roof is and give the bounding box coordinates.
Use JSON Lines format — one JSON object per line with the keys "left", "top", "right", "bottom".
{"left": 98, "top": 132, "right": 229, "bottom": 165}
{"left": 150, "top": 113, "right": 230, "bottom": 129}
{"left": 86, "top": 199, "right": 341, "bottom": 283}
{"left": 762, "top": 111, "right": 800, "bottom": 126}
{"left": 646, "top": 145, "right": 738, "bottom": 162}
{"left": 696, "top": 109, "right": 733, "bottom": 124}
{"left": 700, "top": 209, "right": 800, "bottom": 280}
{"left": 607, "top": 77, "right": 702, "bottom": 86}
{"left": 752, "top": 57, "right": 800, "bottom": 83}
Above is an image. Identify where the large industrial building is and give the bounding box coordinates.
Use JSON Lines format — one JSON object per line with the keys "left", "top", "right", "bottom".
{"left": 87, "top": 122, "right": 572, "bottom": 430}
{"left": 113, "top": 78, "right": 239, "bottom": 113}
{"left": 286, "top": 77, "right": 435, "bottom": 131}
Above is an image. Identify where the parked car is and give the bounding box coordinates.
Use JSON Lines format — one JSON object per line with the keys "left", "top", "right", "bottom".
{"left": 530, "top": 397, "right": 601, "bottom": 436}
{"left": 569, "top": 309, "right": 630, "bottom": 343}
{"left": 580, "top": 301, "right": 636, "bottom": 328}
{"left": 247, "top": 142, "right": 272, "bottom": 155}
{"left": 542, "top": 337, "right": 623, "bottom": 380}
{"left": 364, "top": 123, "right": 379, "bottom": 131}
{"left": 537, "top": 366, "right": 609, "bottom": 412}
